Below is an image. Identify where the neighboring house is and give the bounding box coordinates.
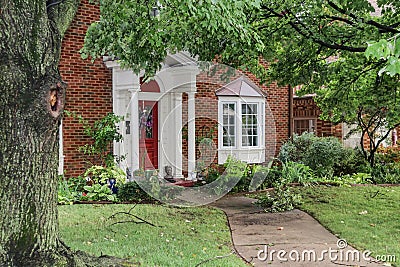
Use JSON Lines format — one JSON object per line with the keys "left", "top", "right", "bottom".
{"left": 292, "top": 90, "right": 361, "bottom": 148}
{"left": 58, "top": 0, "right": 342, "bottom": 179}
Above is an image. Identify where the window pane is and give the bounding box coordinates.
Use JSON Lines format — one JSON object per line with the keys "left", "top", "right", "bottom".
{"left": 241, "top": 103, "right": 258, "bottom": 147}
{"left": 229, "top": 126, "right": 235, "bottom": 135}
{"left": 242, "top": 136, "right": 249, "bottom": 146}
{"left": 222, "top": 103, "right": 236, "bottom": 147}
{"left": 294, "top": 119, "right": 316, "bottom": 135}
{"left": 253, "top": 136, "right": 258, "bottom": 146}
{"left": 252, "top": 126, "right": 258, "bottom": 135}
{"left": 223, "top": 115, "right": 228, "bottom": 124}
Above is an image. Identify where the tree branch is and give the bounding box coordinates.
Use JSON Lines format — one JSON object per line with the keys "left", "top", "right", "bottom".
{"left": 47, "top": 0, "right": 80, "bottom": 38}
{"left": 259, "top": 5, "right": 366, "bottom": 52}
{"left": 357, "top": 108, "right": 369, "bottom": 160}
{"left": 326, "top": 1, "right": 400, "bottom": 34}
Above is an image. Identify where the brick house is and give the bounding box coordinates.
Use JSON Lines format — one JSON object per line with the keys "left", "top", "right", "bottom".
{"left": 292, "top": 89, "right": 361, "bottom": 148}
{"left": 58, "top": 1, "right": 341, "bottom": 178}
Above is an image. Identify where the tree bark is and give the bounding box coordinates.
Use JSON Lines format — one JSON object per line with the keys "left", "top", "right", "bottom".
{"left": 0, "top": 0, "right": 80, "bottom": 265}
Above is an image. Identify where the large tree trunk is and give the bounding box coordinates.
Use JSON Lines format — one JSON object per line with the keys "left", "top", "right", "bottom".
{"left": 0, "top": 2, "right": 134, "bottom": 266}
{"left": 0, "top": 0, "right": 78, "bottom": 265}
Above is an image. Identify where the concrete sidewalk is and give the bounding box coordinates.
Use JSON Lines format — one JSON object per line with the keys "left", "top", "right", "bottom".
{"left": 211, "top": 196, "right": 386, "bottom": 267}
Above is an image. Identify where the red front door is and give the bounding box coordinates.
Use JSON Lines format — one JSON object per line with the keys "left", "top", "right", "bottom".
{"left": 139, "top": 101, "right": 158, "bottom": 170}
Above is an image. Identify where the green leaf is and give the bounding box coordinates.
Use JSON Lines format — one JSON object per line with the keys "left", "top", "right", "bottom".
{"left": 383, "top": 56, "right": 400, "bottom": 77}
{"left": 394, "top": 39, "right": 400, "bottom": 57}
{"left": 365, "top": 39, "right": 390, "bottom": 60}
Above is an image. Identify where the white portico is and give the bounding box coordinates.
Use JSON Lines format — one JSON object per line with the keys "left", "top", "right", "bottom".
{"left": 104, "top": 52, "right": 199, "bottom": 178}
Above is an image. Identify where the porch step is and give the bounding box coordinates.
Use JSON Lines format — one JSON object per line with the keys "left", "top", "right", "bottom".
{"left": 171, "top": 179, "right": 195, "bottom": 187}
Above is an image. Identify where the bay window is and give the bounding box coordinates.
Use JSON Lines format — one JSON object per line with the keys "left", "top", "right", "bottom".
{"left": 216, "top": 77, "right": 266, "bottom": 164}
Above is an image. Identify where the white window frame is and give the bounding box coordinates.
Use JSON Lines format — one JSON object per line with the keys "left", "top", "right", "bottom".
{"left": 221, "top": 102, "right": 237, "bottom": 148}
{"left": 218, "top": 96, "right": 266, "bottom": 164}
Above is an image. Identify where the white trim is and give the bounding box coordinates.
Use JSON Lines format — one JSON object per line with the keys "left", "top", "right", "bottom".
{"left": 58, "top": 120, "right": 64, "bottom": 175}
{"left": 187, "top": 92, "right": 196, "bottom": 177}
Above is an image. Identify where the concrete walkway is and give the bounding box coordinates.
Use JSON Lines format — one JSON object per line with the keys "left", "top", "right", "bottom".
{"left": 211, "top": 196, "right": 386, "bottom": 267}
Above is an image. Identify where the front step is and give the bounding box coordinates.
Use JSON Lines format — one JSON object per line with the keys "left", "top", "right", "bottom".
{"left": 169, "top": 179, "right": 195, "bottom": 187}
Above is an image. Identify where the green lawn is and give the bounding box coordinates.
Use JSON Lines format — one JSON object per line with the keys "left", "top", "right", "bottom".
{"left": 296, "top": 185, "right": 400, "bottom": 266}
{"left": 59, "top": 204, "right": 248, "bottom": 267}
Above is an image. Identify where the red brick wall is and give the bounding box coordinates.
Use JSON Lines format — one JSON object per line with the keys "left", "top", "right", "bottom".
{"left": 59, "top": 0, "right": 112, "bottom": 177}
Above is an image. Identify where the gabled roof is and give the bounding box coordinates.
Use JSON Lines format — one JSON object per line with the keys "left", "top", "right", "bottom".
{"left": 215, "top": 76, "right": 267, "bottom": 98}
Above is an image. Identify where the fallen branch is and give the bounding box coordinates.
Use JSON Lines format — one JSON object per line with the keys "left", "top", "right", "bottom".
{"left": 106, "top": 204, "right": 158, "bottom": 232}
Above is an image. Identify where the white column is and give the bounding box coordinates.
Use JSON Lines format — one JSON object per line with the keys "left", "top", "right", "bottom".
{"left": 173, "top": 92, "right": 184, "bottom": 178}
{"left": 187, "top": 92, "right": 196, "bottom": 179}
{"left": 129, "top": 86, "right": 140, "bottom": 171}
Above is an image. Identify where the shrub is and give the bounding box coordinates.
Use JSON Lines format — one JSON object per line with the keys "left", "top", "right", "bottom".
{"left": 253, "top": 165, "right": 281, "bottom": 190}
{"left": 376, "top": 146, "right": 400, "bottom": 163}
{"left": 278, "top": 132, "right": 316, "bottom": 163}
{"left": 57, "top": 176, "right": 87, "bottom": 205}
{"left": 65, "top": 111, "right": 124, "bottom": 166}
{"left": 203, "top": 165, "right": 222, "bottom": 184}
{"left": 117, "top": 181, "right": 153, "bottom": 202}
{"left": 279, "top": 132, "right": 363, "bottom": 178}
{"left": 84, "top": 164, "right": 126, "bottom": 187}
{"left": 65, "top": 176, "right": 87, "bottom": 192}
{"left": 58, "top": 180, "right": 81, "bottom": 205}
{"left": 82, "top": 184, "right": 117, "bottom": 202}
{"left": 372, "top": 162, "right": 400, "bottom": 184}
{"left": 303, "top": 137, "right": 343, "bottom": 177}
{"left": 333, "top": 148, "right": 370, "bottom": 176}
{"left": 132, "top": 174, "right": 185, "bottom": 201}
{"left": 206, "top": 156, "right": 247, "bottom": 195}
{"left": 231, "top": 164, "right": 262, "bottom": 193}
{"left": 281, "top": 162, "right": 316, "bottom": 185}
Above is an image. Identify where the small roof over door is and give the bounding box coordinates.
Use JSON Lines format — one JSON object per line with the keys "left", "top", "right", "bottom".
{"left": 215, "top": 76, "right": 267, "bottom": 97}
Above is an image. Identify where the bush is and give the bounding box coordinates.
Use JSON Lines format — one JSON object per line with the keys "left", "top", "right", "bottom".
{"left": 303, "top": 137, "right": 343, "bottom": 177}
{"left": 84, "top": 165, "right": 126, "bottom": 187}
{"left": 333, "top": 148, "right": 370, "bottom": 176}
{"left": 279, "top": 132, "right": 365, "bottom": 178}
{"left": 203, "top": 165, "right": 223, "bottom": 184}
{"left": 376, "top": 146, "right": 400, "bottom": 163}
{"left": 82, "top": 184, "right": 117, "bottom": 202}
{"left": 231, "top": 164, "right": 262, "bottom": 193}
{"left": 279, "top": 132, "right": 316, "bottom": 163}
{"left": 57, "top": 176, "right": 87, "bottom": 205}
{"left": 253, "top": 165, "right": 281, "bottom": 190}
{"left": 281, "top": 162, "right": 316, "bottom": 185}
{"left": 117, "top": 181, "right": 153, "bottom": 202}
{"left": 209, "top": 156, "right": 247, "bottom": 195}
{"left": 372, "top": 162, "right": 400, "bottom": 184}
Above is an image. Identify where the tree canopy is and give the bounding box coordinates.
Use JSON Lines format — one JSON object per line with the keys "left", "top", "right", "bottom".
{"left": 82, "top": 0, "right": 263, "bottom": 75}
{"left": 83, "top": 0, "right": 400, "bottom": 78}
